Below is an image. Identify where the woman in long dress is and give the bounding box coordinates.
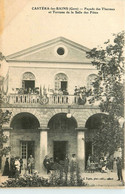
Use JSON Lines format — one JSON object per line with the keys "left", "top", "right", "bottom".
{"left": 2, "top": 158, "right": 10, "bottom": 176}
{"left": 9, "top": 156, "right": 16, "bottom": 178}
{"left": 87, "top": 155, "right": 91, "bottom": 170}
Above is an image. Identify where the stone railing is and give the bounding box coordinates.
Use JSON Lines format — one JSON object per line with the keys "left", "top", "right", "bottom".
{"left": 7, "top": 94, "right": 79, "bottom": 105}
{"left": 8, "top": 94, "right": 40, "bottom": 104}
{"left": 49, "top": 94, "right": 79, "bottom": 105}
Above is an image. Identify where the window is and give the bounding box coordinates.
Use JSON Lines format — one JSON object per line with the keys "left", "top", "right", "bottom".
{"left": 21, "top": 141, "right": 35, "bottom": 167}
{"left": 22, "top": 142, "right": 27, "bottom": 159}
{"left": 61, "top": 81, "right": 67, "bottom": 91}
{"left": 22, "top": 72, "right": 35, "bottom": 93}
{"left": 57, "top": 47, "right": 65, "bottom": 55}
{"left": 55, "top": 73, "right": 68, "bottom": 92}
{"left": 87, "top": 74, "right": 97, "bottom": 90}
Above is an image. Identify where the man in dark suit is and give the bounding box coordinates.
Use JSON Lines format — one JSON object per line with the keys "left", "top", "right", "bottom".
{"left": 116, "top": 157, "right": 123, "bottom": 181}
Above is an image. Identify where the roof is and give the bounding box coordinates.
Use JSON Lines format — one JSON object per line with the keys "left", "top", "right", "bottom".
{"left": 5, "top": 37, "right": 91, "bottom": 64}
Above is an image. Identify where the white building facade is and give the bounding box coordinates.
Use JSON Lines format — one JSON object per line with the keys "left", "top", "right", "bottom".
{"left": 1, "top": 37, "right": 102, "bottom": 173}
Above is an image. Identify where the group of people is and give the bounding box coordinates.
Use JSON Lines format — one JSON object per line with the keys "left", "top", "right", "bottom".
{"left": 2, "top": 156, "right": 23, "bottom": 178}
{"left": 2, "top": 155, "right": 35, "bottom": 178}
{"left": 87, "top": 155, "right": 123, "bottom": 181}
{"left": 43, "top": 154, "right": 78, "bottom": 175}
{"left": 3, "top": 154, "right": 123, "bottom": 182}
{"left": 54, "top": 88, "right": 69, "bottom": 95}
{"left": 87, "top": 155, "right": 110, "bottom": 173}
{"left": 17, "top": 87, "right": 39, "bottom": 95}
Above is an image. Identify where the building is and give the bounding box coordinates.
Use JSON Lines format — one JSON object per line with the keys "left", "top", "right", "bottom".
{"left": 1, "top": 37, "right": 103, "bottom": 173}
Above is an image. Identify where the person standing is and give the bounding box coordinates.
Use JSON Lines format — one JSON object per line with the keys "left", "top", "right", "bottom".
{"left": 15, "top": 157, "right": 20, "bottom": 179}
{"left": 9, "top": 156, "right": 16, "bottom": 178}
{"left": 116, "top": 157, "right": 123, "bottom": 181}
{"left": 19, "top": 158, "right": 23, "bottom": 174}
{"left": 2, "top": 157, "right": 10, "bottom": 176}
{"left": 64, "top": 155, "right": 69, "bottom": 181}
{"left": 113, "top": 158, "right": 117, "bottom": 172}
{"left": 87, "top": 155, "right": 91, "bottom": 170}
{"left": 70, "top": 154, "right": 78, "bottom": 174}
{"left": 43, "top": 155, "right": 51, "bottom": 174}
{"left": 27, "top": 155, "right": 35, "bottom": 174}
{"left": 70, "top": 154, "right": 78, "bottom": 184}
{"left": 64, "top": 155, "right": 69, "bottom": 171}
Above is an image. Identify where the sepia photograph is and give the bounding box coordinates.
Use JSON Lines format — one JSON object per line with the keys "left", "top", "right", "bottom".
{"left": 0, "top": 0, "right": 125, "bottom": 189}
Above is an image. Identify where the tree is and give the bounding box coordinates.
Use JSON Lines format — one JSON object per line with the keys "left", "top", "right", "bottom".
{"left": 86, "top": 31, "right": 125, "bottom": 157}
{"left": 0, "top": 52, "right": 11, "bottom": 158}
{"left": 0, "top": 108, "right": 12, "bottom": 156}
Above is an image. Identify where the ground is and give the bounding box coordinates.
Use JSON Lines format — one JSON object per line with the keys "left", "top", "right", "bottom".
{"left": 81, "top": 172, "right": 124, "bottom": 187}
{"left": 0, "top": 170, "right": 124, "bottom": 188}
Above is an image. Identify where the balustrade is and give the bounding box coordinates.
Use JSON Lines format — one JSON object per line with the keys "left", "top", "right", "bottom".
{"left": 7, "top": 94, "right": 79, "bottom": 105}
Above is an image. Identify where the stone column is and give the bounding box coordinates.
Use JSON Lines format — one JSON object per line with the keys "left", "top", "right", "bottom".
{"left": 76, "top": 127, "right": 87, "bottom": 172}
{"left": 38, "top": 127, "right": 49, "bottom": 173}
{"left": 1, "top": 126, "right": 11, "bottom": 172}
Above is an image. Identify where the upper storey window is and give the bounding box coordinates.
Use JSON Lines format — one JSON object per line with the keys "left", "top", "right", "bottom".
{"left": 87, "top": 74, "right": 98, "bottom": 90}
{"left": 22, "top": 72, "right": 35, "bottom": 93}
{"left": 57, "top": 47, "right": 65, "bottom": 55}
{"left": 55, "top": 73, "right": 68, "bottom": 94}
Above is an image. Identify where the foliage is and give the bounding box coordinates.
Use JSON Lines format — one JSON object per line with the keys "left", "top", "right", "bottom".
{"left": 74, "top": 86, "right": 92, "bottom": 105}
{"left": 0, "top": 96, "right": 12, "bottom": 157}
{"left": 0, "top": 52, "right": 12, "bottom": 157}
{"left": 1, "top": 159, "right": 87, "bottom": 187}
{"left": 49, "top": 165, "right": 86, "bottom": 187}
{"left": 92, "top": 115, "right": 124, "bottom": 157}
{"left": 1, "top": 174, "right": 50, "bottom": 187}
{"left": 86, "top": 31, "right": 125, "bottom": 157}
{"left": 1, "top": 171, "right": 87, "bottom": 187}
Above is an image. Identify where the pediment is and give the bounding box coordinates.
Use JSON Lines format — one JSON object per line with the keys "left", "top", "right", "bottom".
{"left": 6, "top": 37, "right": 91, "bottom": 64}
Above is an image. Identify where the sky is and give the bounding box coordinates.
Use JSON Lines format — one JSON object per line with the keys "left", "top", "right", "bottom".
{"left": 0, "top": 0, "right": 124, "bottom": 75}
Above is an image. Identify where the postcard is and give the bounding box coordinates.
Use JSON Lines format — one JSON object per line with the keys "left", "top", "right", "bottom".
{"left": 0, "top": 0, "right": 124, "bottom": 189}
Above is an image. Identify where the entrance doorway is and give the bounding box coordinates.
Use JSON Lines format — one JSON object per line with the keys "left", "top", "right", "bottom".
{"left": 22, "top": 80, "right": 35, "bottom": 93}
{"left": 61, "top": 81, "right": 67, "bottom": 91}
{"left": 53, "top": 141, "right": 68, "bottom": 162}
{"left": 21, "top": 141, "right": 35, "bottom": 167}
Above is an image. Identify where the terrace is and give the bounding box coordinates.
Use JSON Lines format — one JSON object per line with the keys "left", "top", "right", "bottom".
{"left": 7, "top": 93, "right": 79, "bottom": 105}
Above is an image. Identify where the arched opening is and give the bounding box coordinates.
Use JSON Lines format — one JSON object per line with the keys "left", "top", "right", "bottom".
{"left": 22, "top": 72, "right": 35, "bottom": 94}
{"left": 55, "top": 73, "right": 68, "bottom": 94}
{"left": 85, "top": 113, "right": 108, "bottom": 168}
{"left": 10, "top": 113, "right": 40, "bottom": 167}
{"left": 10, "top": 112, "right": 40, "bottom": 130}
{"left": 48, "top": 113, "right": 77, "bottom": 162}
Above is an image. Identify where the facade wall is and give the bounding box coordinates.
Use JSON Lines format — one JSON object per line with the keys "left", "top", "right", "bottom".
{"left": 10, "top": 129, "right": 40, "bottom": 171}
{"left": 2, "top": 106, "right": 100, "bottom": 172}
{"left": 2, "top": 38, "right": 101, "bottom": 172}
{"left": 5, "top": 107, "right": 100, "bottom": 129}
{"left": 9, "top": 128, "right": 78, "bottom": 172}
{"left": 7, "top": 65, "right": 97, "bottom": 94}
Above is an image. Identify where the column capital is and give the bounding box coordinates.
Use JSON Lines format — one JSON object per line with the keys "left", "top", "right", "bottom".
{"left": 2, "top": 126, "right": 13, "bottom": 131}
{"left": 75, "top": 127, "right": 87, "bottom": 131}
{"left": 38, "top": 127, "right": 49, "bottom": 131}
